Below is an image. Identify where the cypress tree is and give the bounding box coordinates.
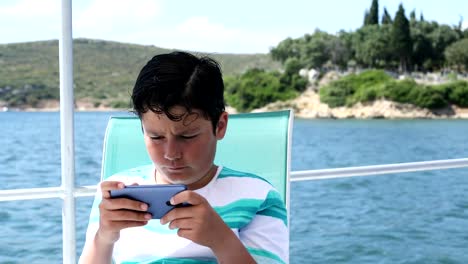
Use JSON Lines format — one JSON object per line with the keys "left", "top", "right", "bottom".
{"left": 369, "top": 0, "right": 379, "bottom": 25}
{"left": 382, "top": 7, "right": 393, "bottom": 24}
{"left": 410, "top": 10, "right": 417, "bottom": 23}
{"left": 392, "top": 4, "right": 412, "bottom": 72}
{"left": 364, "top": 10, "right": 370, "bottom": 26}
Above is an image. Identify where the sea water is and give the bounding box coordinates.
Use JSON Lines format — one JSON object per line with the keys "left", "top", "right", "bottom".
{"left": 1, "top": 112, "right": 467, "bottom": 263}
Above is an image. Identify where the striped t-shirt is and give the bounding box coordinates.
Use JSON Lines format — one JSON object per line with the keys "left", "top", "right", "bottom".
{"left": 82, "top": 165, "right": 289, "bottom": 264}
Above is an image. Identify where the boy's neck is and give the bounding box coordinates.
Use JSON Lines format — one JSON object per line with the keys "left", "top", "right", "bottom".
{"left": 153, "top": 165, "right": 218, "bottom": 190}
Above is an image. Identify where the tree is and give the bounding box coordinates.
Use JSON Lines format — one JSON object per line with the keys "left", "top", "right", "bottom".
{"left": 445, "top": 38, "right": 468, "bottom": 71}
{"left": 302, "top": 31, "right": 333, "bottom": 69}
{"left": 224, "top": 69, "right": 299, "bottom": 111}
{"left": 353, "top": 25, "right": 395, "bottom": 68}
{"left": 331, "top": 31, "right": 354, "bottom": 70}
{"left": 410, "top": 20, "right": 438, "bottom": 71}
{"left": 270, "top": 38, "right": 301, "bottom": 64}
{"left": 428, "top": 24, "right": 460, "bottom": 68}
{"left": 368, "top": 0, "right": 379, "bottom": 25}
{"left": 392, "top": 4, "right": 412, "bottom": 72}
{"left": 410, "top": 10, "right": 417, "bottom": 23}
{"left": 382, "top": 8, "right": 393, "bottom": 24}
{"left": 282, "top": 58, "right": 308, "bottom": 92}
{"left": 363, "top": 10, "right": 370, "bottom": 26}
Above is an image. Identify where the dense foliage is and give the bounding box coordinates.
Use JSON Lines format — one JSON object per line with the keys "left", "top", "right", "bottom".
{"left": 444, "top": 38, "right": 468, "bottom": 71}
{"left": 320, "top": 70, "right": 468, "bottom": 109}
{"left": 270, "top": 2, "right": 468, "bottom": 72}
{"left": 224, "top": 66, "right": 307, "bottom": 112}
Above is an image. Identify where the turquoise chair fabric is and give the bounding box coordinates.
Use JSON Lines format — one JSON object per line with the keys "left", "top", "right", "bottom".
{"left": 101, "top": 110, "right": 292, "bottom": 205}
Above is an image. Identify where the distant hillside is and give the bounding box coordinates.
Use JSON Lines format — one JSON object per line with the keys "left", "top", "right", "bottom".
{"left": 0, "top": 39, "right": 280, "bottom": 108}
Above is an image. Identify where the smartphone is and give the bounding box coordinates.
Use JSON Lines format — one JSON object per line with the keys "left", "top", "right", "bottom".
{"left": 110, "top": 184, "right": 188, "bottom": 219}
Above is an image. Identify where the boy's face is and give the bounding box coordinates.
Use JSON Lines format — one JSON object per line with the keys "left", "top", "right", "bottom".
{"left": 141, "top": 106, "right": 228, "bottom": 189}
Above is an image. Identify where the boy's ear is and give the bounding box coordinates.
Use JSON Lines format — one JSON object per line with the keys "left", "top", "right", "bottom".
{"left": 215, "top": 112, "right": 228, "bottom": 140}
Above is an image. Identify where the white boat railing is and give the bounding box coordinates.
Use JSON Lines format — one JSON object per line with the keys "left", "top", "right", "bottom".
{"left": 0, "top": 159, "right": 467, "bottom": 262}
{"left": 2, "top": 158, "right": 468, "bottom": 202}
{"left": 59, "top": 0, "right": 76, "bottom": 262}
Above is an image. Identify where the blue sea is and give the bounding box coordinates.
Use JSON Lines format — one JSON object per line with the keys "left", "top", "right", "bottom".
{"left": 1, "top": 112, "right": 468, "bottom": 263}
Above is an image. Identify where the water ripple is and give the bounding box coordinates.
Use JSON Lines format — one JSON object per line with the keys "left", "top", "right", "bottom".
{"left": 2, "top": 114, "right": 468, "bottom": 263}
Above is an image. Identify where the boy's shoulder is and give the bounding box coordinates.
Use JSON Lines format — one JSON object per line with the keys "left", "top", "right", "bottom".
{"left": 218, "top": 166, "right": 272, "bottom": 185}
{"left": 215, "top": 166, "right": 280, "bottom": 197}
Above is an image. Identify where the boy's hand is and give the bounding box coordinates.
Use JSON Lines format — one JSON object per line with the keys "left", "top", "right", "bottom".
{"left": 160, "top": 190, "right": 233, "bottom": 250}
{"left": 97, "top": 181, "right": 152, "bottom": 244}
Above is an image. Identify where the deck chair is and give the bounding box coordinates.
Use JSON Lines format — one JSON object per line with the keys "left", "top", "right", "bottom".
{"left": 100, "top": 110, "right": 293, "bottom": 208}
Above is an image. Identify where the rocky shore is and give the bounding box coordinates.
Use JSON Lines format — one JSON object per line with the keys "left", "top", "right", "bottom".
{"left": 3, "top": 92, "right": 468, "bottom": 119}
{"left": 251, "top": 90, "right": 468, "bottom": 119}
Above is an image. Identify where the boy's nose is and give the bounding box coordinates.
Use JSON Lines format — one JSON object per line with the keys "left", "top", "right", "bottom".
{"left": 164, "top": 139, "right": 181, "bottom": 161}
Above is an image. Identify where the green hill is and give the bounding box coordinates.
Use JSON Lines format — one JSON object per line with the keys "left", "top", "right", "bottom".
{"left": 0, "top": 39, "right": 280, "bottom": 108}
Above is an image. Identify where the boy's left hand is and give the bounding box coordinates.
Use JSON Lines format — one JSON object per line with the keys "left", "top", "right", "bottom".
{"left": 160, "top": 190, "right": 232, "bottom": 249}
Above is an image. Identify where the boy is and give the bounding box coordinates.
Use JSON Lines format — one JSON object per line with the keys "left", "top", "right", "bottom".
{"left": 80, "top": 52, "right": 289, "bottom": 263}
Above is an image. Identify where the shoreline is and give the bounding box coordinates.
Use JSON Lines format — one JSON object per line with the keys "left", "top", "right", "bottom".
{"left": 251, "top": 90, "right": 468, "bottom": 119}
{"left": 3, "top": 94, "right": 468, "bottom": 119}
{"left": 4, "top": 106, "right": 468, "bottom": 119}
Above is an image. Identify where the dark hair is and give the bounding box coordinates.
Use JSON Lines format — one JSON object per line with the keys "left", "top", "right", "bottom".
{"left": 132, "top": 51, "right": 225, "bottom": 131}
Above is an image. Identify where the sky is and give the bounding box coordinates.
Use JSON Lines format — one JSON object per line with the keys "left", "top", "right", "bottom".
{"left": 0, "top": 0, "right": 467, "bottom": 54}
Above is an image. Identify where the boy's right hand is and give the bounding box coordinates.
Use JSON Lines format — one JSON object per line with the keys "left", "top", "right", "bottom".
{"left": 97, "top": 181, "right": 152, "bottom": 244}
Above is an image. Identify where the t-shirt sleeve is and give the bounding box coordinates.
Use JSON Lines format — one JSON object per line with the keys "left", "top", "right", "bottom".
{"left": 239, "top": 189, "right": 289, "bottom": 264}
{"left": 78, "top": 185, "right": 102, "bottom": 264}
{"left": 80, "top": 171, "right": 150, "bottom": 263}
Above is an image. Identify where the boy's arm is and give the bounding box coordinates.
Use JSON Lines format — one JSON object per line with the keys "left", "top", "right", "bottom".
{"left": 161, "top": 191, "right": 256, "bottom": 264}
{"left": 79, "top": 229, "right": 114, "bottom": 264}
{"left": 210, "top": 227, "right": 257, "bottom": 264}
{"left": 237, "top": 190, "right": 289, "bottom": 263}
{"left": 79, "top": 181, "right": 150, "bottom": 263}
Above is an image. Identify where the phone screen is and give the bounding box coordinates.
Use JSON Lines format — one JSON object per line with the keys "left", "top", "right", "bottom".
{"left": 110, "top": 184, "right": 188, "bottom": 219}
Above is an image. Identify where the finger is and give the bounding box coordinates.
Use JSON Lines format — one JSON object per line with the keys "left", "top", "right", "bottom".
{"left": 177, "top": 228, "right": 193, "bottom": 240}
{"left": 168, "top": 218, "right": 194, "bottom": 230}
{"left": 101, "top": 220, "right": 148, "bottom": 231}
{"left": 171, "top": 190, "right": 206, "bottom": 206}
{"left": 100, "top": 181, "right": 125, "bottom": 198}
{"left": 160, "top": 206, "right": 194, "bottom": 225}
{"left": 100, "top": 198, "right": 148, "bottom": 212}
{"left": 102, "top": 208, "right": 152, "bottom": 222}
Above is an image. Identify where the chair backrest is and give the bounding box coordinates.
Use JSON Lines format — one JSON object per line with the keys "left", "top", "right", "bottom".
{"left": 101, "top": 110, "right": 292, "bottom": 206}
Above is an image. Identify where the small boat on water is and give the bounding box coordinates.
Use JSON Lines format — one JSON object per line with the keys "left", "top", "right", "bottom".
{"left": 1, "top": 106, "right": 8, "bottom": 112}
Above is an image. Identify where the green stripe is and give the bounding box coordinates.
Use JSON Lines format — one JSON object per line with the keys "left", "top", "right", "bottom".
{"left": 215, "top": 199, "right": 263, "bottom": 214}
{"left": 218, "top": 167, "right": 271, "bottom": 185}
{"left": 246, "top": 247, "right": 286, "bottom": 264}
{"left": 258, "top": 191, "right": 288, "bottom": 226}
{"left": 258, "top": 207, "right": 288, "bottom": 226}
{"left": 121, "top": 257, "right": 217, "bottom": 264}
{"left": 259, "top": 190, "right": 284, "bottom": 210}
{"left": 213, "top": 194, "right": 287, "bottom": 228}
{"left": 214, "top": 199, "right": 262, "bottom": 229}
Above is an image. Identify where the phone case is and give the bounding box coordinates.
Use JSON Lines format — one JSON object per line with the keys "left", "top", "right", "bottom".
{"left": 110, "top": 184, "right": 188, "bottom": 219}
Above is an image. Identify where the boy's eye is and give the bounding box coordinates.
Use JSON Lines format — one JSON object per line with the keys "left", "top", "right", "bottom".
{"left": 150, "top": 136, "right": 163, "bottom": 140}
{"left": 181, "top": 135, "right": 197, "bottom": 139}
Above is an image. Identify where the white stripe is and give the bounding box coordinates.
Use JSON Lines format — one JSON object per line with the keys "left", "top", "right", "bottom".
{"left": 240, "top": 215, "right": 289, "bottom": 262}
{"left": 199, "top": 177, "right": 275, "bottom": 206}
{"left": 114, "top": 226, "right": 216, "bottom": 261}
